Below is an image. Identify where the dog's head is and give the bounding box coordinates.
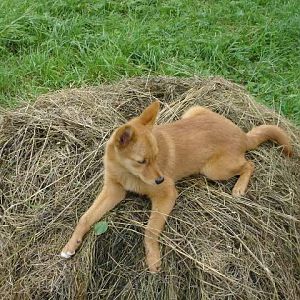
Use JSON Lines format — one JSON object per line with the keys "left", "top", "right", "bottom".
{"left": 113, "top": 101, "right": 164, "bottom": 185}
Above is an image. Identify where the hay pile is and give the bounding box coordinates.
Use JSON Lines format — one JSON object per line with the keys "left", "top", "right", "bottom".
{"left": 0, "top": 77, "right": 299, "bottom": 300}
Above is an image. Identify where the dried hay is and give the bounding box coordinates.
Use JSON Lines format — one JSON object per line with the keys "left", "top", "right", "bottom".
{"left": 0, "top": 77, "right": 299, "bottom": 300}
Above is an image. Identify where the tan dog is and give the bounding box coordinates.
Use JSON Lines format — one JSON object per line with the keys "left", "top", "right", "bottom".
{"left": 61, "top": 101, "right": 292, "bottom": 272}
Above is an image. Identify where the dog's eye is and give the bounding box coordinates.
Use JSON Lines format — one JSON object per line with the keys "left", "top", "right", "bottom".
{"left": 137, "top": 159, "right": 146, "bottom": 164}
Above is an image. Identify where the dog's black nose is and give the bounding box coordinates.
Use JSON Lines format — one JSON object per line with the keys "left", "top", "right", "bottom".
{"left": 155, "top": 176, "right": 164, "bottom": 185}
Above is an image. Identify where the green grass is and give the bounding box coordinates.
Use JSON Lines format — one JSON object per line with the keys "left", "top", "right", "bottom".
{"left": 0, "top": 0, "right": 299, "bottom": 123}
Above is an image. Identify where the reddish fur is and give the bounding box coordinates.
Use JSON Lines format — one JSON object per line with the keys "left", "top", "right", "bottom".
{"left": 246, "top": 125, "right": 292, "bottom": 156}
{"left": 61, "top": 102, "right": 292, "bottom": 272}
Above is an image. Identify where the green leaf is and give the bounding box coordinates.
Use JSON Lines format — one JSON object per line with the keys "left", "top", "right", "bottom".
{"left": 94, "top": 221, "right": 108, "bottom": 235}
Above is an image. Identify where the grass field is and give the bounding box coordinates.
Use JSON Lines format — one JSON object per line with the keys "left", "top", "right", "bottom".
{"left": 0, "top": 0, "right": 299, "bottom": 123}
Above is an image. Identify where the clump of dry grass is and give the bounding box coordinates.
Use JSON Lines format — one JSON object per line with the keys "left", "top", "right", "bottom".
{"left": 0, "top": 77, "right": 299, "bottom": 300}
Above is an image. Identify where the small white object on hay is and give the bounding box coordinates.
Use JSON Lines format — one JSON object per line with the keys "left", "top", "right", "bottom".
{"left": 0, "top": 77, "right": 299, "bottom": 299}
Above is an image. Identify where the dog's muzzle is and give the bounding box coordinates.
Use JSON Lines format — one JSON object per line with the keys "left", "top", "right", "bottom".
{"left": 155, "top": 176, "right": 164, "bottom": 185}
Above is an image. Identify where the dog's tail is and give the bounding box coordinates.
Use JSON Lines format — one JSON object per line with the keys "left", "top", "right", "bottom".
{"left": 246, "top": 125, "right": 292, "bottom": 156}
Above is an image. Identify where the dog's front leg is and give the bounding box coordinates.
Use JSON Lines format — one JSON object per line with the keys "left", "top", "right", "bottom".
{"left": 61, "top": 181, "right": 125, "bottom": 258}
{"left": 144, "top": 187, "right": 177, "bottom": 273}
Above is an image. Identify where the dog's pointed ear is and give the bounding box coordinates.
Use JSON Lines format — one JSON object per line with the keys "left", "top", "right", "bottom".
{"left": 115, "top": 125, "right": 135, "bottom": 148}
{"left": 138, "top": 101, "right": 160, "bottom": 126}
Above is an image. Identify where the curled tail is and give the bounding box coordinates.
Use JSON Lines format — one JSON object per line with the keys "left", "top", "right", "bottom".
{"left": 246, "top": 125, "right": 292, "bottom": 157}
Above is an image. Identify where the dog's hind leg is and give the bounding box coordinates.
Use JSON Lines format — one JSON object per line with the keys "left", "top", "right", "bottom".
{"left": 202, "top": 155, "right": 254, "bottom": 197}
{"left": 61, "top": 181, "right": 125, "bottom": 258}
{"left": 232, "top": 161, "right": 254, "bottom": 197}
{"left": 145, "top": 186, "right": 177, "bottom": 273}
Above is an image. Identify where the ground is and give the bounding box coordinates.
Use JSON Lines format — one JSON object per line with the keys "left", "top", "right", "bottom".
{"left": 0, "top": 0, "right": 299, "bottom": 123}
{"left": 1, "top": 77, "right": 299, "bottom": 299}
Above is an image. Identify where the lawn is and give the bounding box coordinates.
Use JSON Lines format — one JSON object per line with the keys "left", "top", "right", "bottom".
{"left": 0, "top": 0, "right": 299, "bottom": 123}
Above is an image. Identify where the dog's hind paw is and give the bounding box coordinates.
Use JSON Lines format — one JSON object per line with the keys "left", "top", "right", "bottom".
{"left": 232, "top": 186, "right": 246, "bottom": 197}
{"left": 60, "top": 251, "right": 75, "bottom": 259}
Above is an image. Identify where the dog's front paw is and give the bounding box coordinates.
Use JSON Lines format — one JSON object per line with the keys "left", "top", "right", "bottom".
{"left": 149, "top": 261, "right": 161, "bottom": 273}
{"left": 60, "top": 239, "right": 80, "bottom": 259}
{"left": 146, "top": 254, "right": 161, "bottom": 273}
{"left": 60, "top": 250, "right": 75, "bottom": 259}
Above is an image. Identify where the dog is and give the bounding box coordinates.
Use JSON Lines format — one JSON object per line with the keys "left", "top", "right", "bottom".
{"left": 61, "top": 101, "right": 292, "bottom": 272}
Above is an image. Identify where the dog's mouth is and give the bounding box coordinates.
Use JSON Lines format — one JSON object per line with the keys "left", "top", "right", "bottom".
{"left": 138, "top": 175, "right": 164, "bottom": 186}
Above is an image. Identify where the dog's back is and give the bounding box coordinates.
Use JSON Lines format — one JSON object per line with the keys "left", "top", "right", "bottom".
{"left": 153, "top": 108, "right": 247, "bottom": 180}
